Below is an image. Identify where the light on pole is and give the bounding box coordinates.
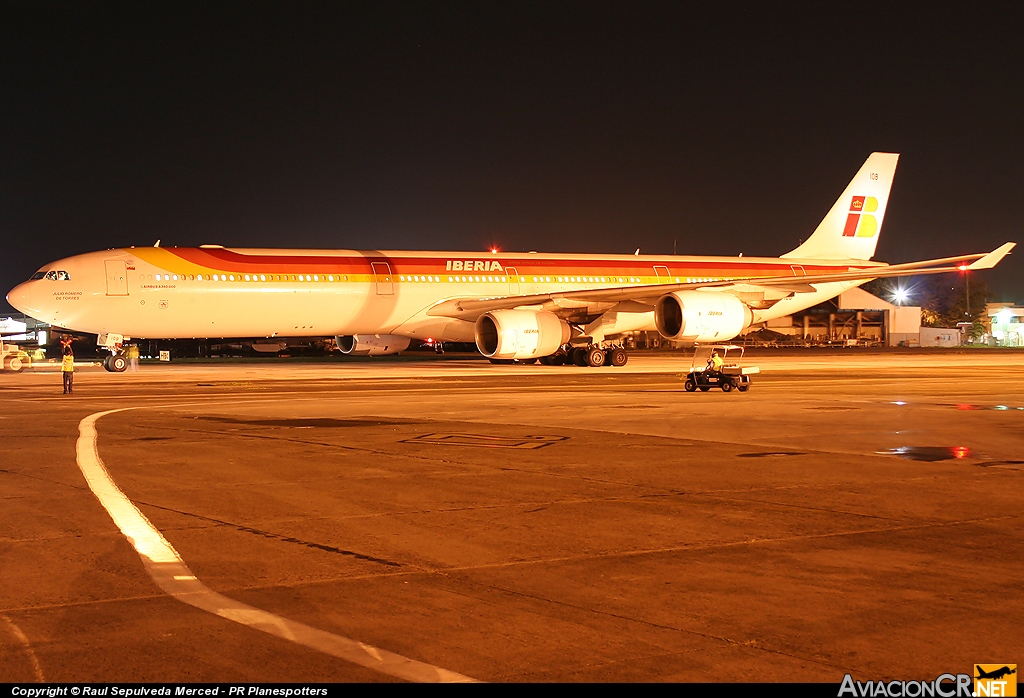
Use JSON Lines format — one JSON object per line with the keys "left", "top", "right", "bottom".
{"left": 958, "top": 264, "right": 971, "bottom": 342}
{"left": 957, "top": 264, "right": 971, "bottom": 319}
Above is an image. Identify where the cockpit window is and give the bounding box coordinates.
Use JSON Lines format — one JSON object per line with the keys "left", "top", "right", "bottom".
{"left": 39, "top": 270, "right": 71, "bottom": 281}
{"left": 31, "top": 272, "right": 45, "bottom": 280}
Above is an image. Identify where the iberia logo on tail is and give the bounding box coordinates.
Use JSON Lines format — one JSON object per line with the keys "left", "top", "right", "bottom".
{"left": 842, "top": 196, "right": 879, "bottom": 238}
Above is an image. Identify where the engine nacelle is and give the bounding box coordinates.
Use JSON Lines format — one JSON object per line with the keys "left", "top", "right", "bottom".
{"left": 475, "top": 310, "right": 571, "bottom": 360}
{"left": 654, "top": 291, "right": 753, "bottom": 343}
{"left": 335, "top": 334, "right": 411, "bottom": 356}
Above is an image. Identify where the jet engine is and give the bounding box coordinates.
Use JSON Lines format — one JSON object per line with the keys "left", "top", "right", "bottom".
{"left": 654, "top": 291, "right": 753, "bottom": 343}
{"left": 335, "top": 334, "right": 411, "bottom": 356}
{"left": 475, "top": 309, "right": 571, "bottom": 360}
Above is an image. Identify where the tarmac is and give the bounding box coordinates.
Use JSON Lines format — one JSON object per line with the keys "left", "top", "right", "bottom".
{"left": 1, "top": 349, "right": 1021, "bottom": 682}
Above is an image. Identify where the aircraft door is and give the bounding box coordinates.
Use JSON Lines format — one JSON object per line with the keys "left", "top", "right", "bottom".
{"left": 790, "top": 265, "right": 806, "bottom": 276}
{"left": 654, "top": 265, "right": 671, "bottom": 283}
{"left": 506, "top": 267, "right": 520, "bottom": 294}
{"left": 371, "top": 262, "right": 394, "bottom": 295}
{"left": 104, "top": 260, "right": 129, "bottom": 296}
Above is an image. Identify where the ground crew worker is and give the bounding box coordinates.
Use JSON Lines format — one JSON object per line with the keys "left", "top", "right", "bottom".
{"left": 127, "top": 343, "right": 140, "bottom": 371}
{"left": 706, "top": 349, "right": 724, "bottom": 373}
{"left": 61, "top": 345, "right": 75, "bottom": 394}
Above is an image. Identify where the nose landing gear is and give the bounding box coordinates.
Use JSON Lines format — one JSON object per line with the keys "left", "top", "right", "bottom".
{"left": 97, "top": 333, "right": 129, "bottom": 372}
{"left": 103, "top": 353, "right": 128, "bottom": 372}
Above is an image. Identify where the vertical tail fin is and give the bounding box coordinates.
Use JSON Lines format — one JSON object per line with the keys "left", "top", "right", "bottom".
{"left": 782, "top": 152, "right": 899, "bottom": 261}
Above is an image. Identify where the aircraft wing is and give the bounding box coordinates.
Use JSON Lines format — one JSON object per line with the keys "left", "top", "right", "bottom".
{"left": 427, "top": 243, "right": 1015, "bottom": 321}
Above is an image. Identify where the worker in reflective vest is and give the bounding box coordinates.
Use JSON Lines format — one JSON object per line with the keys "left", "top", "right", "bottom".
{"left": 61, "top": 346, "right": 75, "bottom": 394}
{"left": 706, "top": 350, "right": 724, "bottom": 373}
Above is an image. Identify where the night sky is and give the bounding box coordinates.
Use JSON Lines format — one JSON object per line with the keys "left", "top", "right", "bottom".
{"left": 3, "top": 1, "right": 1023, "bottom": 315}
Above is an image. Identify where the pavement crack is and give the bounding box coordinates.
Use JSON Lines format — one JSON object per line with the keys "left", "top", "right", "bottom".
{"left": 133, "top": 500, "right": 403, "bottom": 568}
{"left": 442, "top": 579, "right": 856, "bottom": 676}
{"left": 436, "top": 512, "right": 1022, "bottom": 573}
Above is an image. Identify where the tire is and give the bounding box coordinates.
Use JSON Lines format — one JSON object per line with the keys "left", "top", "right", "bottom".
{"left": 5, "top": 356, "right": 24, "bottom": 372}
{"left": 608, "top": 348, "right": 628, "bottom": 367}
{"left": 573, "top": 348, "right": 589, "bottom": 367}
{"left": 103, "top": 355, "right": 115, "bottom": 372}
{"left": 586, "top": 347, "right": 605, "bottom": 367}
{"left": 538, "top": 355, "right": 551, "bottom": 365}
{"left": 699, "top": 385, "right": 710, "bottom": 392}
{"left": 721, "top": 380, "right": 733, "bottom": 392}
{"left": 738, "top": 381, "right": 750, "bottom": 392}
{"left": 683, "top": 377, "right": 696, "bottom": 392}
{"left": 488, "top": 358, "right": 514, "bottom": 364}
{"left": 110, "top": 354, "right": 129, "bottom": 372}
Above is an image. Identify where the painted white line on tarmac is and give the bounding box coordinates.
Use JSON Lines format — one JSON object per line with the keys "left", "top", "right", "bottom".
{"left": 1, "top": 614, "right": 45, "bottom": 681}
{"left": 76, "top": 407, "right": 477, "bottom": 683}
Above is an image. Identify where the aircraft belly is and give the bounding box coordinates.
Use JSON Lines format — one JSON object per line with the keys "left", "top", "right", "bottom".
{"left": 391, "top": 317, "right": 477, "bottom": 342}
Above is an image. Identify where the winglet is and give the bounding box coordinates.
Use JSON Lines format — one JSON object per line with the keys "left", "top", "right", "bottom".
{"left": 968, "top": 242, "right": 1016, "bottom": 270}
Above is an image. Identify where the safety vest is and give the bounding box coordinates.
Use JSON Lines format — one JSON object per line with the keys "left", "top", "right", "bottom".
{"left": 61, "top": 355, "right": 75, "bottom": 372}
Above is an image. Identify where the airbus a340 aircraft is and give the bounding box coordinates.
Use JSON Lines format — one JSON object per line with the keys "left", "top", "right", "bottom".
{"left": 5, "top": 152, "right": 1016, "bottom": 371}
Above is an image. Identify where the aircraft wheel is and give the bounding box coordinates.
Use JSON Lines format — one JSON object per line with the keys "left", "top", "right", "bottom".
{"left": 586, "top": 347, "right": 606, "bottom": 367}
{"left": 110, "top": 354, "right": 129, "bottom": 372}
{"left": 683, "top": 377, "right": 696, "bottom": 392}
{"left": 721, "top": 380, "right": 733, "bottom": 392}
{"left": 548, "top": 352, "right": 566, "bottom": 366}
{"left": 573, "top": 348, "right": 588, "bottom": 367}
{"left": 102, "top": 355, "right": 115, "bottom": 372}
{"left": 514, "top": 358, "right": 538, "bottom": 365}
{"left": 608, "top": 348, "right": 628, "bottom": 367}
{"left": 488, "top": 358, "right": 514, "bottom": 364}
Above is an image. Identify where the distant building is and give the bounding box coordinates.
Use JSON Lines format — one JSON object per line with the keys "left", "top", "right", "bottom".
{"left": 0, "top": 316, "right": 29, "bottom": 340}
{"left": 986, "top": 302, "right": 1024, "bottom": 346}
{"left": 919, "top": 328, "right": 961, "bottom": 347}
{"left": 759, "top": 287, "right": 938, "bottom": 346}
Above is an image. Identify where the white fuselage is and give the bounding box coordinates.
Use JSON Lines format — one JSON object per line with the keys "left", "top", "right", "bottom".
{"left": 6, "top": 246, "right": 871, "bottom": 341}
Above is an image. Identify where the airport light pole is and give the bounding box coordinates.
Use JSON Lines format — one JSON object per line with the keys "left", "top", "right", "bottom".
{"left": 959, "top": 265, "right": 971, "bottom": 319}
{"left": 958, "top": 264, "right": 971, "bottom": 342}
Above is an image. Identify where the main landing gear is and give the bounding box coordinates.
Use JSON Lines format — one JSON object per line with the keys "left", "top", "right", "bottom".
{"left": 538, "top": 345, "right": 629, "bottom": 368}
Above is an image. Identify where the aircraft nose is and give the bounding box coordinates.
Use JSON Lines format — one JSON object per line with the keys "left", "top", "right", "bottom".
{"left": 6, "top": 282, "right": 34, "bottom": 315}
